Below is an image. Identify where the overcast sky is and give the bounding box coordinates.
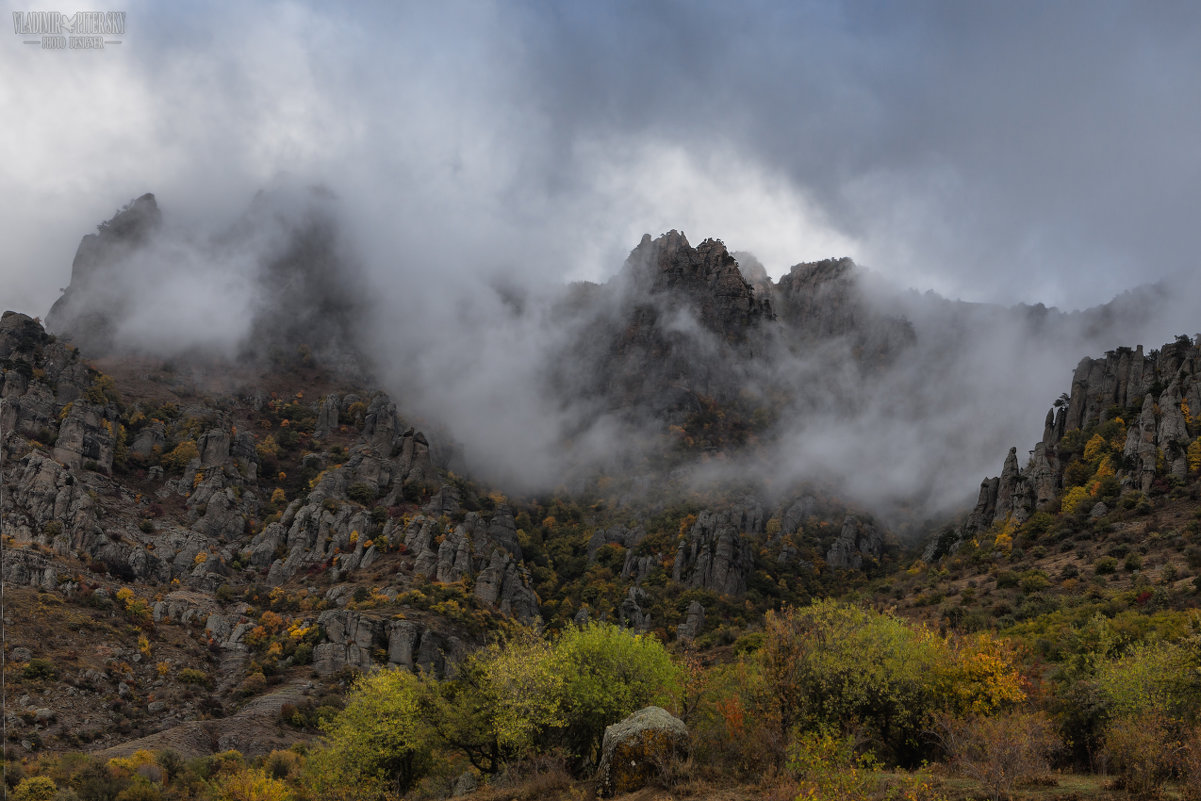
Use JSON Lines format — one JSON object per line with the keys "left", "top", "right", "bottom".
{"left": 4, "top": 0, "right": 1201, "bottom": 318}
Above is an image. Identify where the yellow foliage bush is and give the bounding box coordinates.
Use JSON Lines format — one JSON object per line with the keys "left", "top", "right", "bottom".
{"left": 945, "top": 633, "right": 1026, "bottom": 716}
{"left": 1188, "top": 437, "right": 1201, "bottom": 472}
{"left": 1061, "top": 485, "right": 1093, "bottom": 515}
{"left": 213, "top": 767, "right": 293, "bottom": 801}
{"left": 162, "top": 440, "right": 199, "bottom": 472}
{"left": 1083, "top": 433, "right": 1108, "bottom": 463}
{"left": 256, "top": 436, "right": 280, "bottom": 461}
{"left": 13, "top": 776, "right": 57, "bottom": 801}
{"left": 992, "top": 517, "right": 1017, "bottom": 552}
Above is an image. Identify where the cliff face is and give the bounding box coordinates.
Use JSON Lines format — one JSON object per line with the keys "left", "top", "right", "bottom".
{"left": 938, "top": 336, "right": 1201, "bottom": 556}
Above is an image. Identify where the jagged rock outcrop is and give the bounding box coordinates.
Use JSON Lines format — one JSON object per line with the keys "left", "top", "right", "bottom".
{"left": 8, "top": 449, "right": 100, "bottom": 548}
{"left": 551, "top": 232, "right": 781, "bottom": 444}
{"left": 1, "top": 549, "right": 58, "bottom": 590}
{"left": 400, "top": 509, "right": 540, "bottom": 622}
{"left": 475, "top": 551, "right": 540, "bottom": 621}
{"left": 315, "top": 394, "right": 339, "bottom": 438}
{"left": 310, "top": 610, "right": 463, "bottom": 677}
{"left": 825, "top": 516, "right": 884, "bottom": 571}
{"left": 672, "top": 510, "right": 754, "bottom": 597}
{"left": 44, "top": 189, "right": 370, "bottom": 377}
{"left": 0, "top": 312, "right": 106, "bottom": 451}
{"left": 152, "top": 590, "right": 218, "bottom": 625}
{"left": 618, "top": 586, "right": 650, "bottom": 632}
{"left": 256, "top": 408, "right": 443, "bottom": 585}
{"left": 940, "top": 336, "right": 1201, "bottom": 555}
{"left": 625, "top": 231, "right": 775, "bottom": 340}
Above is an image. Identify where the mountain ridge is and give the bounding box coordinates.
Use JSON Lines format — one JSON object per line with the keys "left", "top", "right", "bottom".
{"left": 0, "top": 190, "right": 1191, "bottom": 762}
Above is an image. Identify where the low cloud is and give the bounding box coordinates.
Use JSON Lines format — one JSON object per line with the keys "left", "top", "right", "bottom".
{"left": 8, "top": 2, "right": 1201, "bottom": 528}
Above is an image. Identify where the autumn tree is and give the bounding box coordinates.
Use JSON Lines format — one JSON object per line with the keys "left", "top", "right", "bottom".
{"left": 424, "top": 631, "right": 564, "bottom": 773}
{"left": 549, "top": 622, "right": 681, "bottom": 766}
{"left": 759, "top": 600, "right": 1025, "bottom": 766}
{"left": 306, "top": 668, "right": 435, "bottom": 799}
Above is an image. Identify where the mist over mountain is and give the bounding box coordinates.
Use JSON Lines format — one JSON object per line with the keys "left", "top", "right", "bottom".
{"left": 41, "top": 192, "right": 1193, "bottom": 535}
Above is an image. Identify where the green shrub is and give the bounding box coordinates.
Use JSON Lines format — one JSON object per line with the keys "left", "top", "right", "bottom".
{"left": 347, "top": 483, "right": 376, "bottom": 505}
{"left": 995, "top": 571, "right": 1019, "bottom": 589}
{"left": 788, "top": 728, "right": 877, "bottom": 800}
{"left": 550, "top": 622, "right": 681, "bottom": 764}
{"left": 114, "top": 776, "right": 163, "bottom": 801}
{"left": 178, "top": 668, "right": 210, "bottom": 686}
{"left": 1019, "top": 571, "right": 1051, "bottom": 593}
{"left": 22, "top": 658, "right": 57, "bottom": 680}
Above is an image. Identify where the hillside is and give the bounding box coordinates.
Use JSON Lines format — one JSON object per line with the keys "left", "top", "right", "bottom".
{"left": 1, "top": 194, "right": 1200, "bottom": 800}
{"left": 0, "top": 196, "right": 907, "bottom": 760}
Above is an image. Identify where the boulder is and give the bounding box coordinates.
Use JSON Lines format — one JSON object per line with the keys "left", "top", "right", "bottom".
{"left": 597, "top": 706, "right": 688, "bottom": 796}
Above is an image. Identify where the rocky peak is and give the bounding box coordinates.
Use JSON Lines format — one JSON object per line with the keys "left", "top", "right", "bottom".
{"left": 778, "top": 257, "right": 855, "bottom": 293}
{"left": 43, "top": 189, "right": 369, "bottom": 379}
{"left": 624, "top": 231, "right": 774, "bottom": 341}
{"left": 771, "top": 256, "right": 915, "bottom": 364}
{"left": 45, "top": 194, "right": 162, "bottom": 352}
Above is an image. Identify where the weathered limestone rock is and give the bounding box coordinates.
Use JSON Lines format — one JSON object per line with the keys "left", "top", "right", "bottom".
{"left": 825, "top": 516, "right": 884, "bottom": 571}
{"left": 1, "top": 549, "right": 57, "bottom": 590}
{"left": 618, "top": 586, "right": 650, "bottom": 632}
{"left": 936, "top": 335, "right": 1201, "bottom": 556}
{"left": 312, "top": 610, "right": 380, "bottom": 675}
{"left": 52, "top": 401, "right": 116, "bottom": 472}
{"left": 385, "top": 620, "right": 460, "bottom": 675}
{"left": 197, "top": 428, "right": 231, "bottom": 469}
{"left": 132, "top": 421, "right": 165, "bottom": 455}
{"left": 315, "top": 394, "right": 339, "bottom": 439}
{"left": 676, "top": 600, "right": 705, "bottom": 642}
{"left": 473, "top": 549, "right": 540, "bottom": 622}
{"left": 672, "top": 510, "right": 753, "bottom": 596}
{"left": 307, "top": 611, "right": 463, "bottom": 677}
{"left": 597, "top": 706, "right": 688, "bottom": 797}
